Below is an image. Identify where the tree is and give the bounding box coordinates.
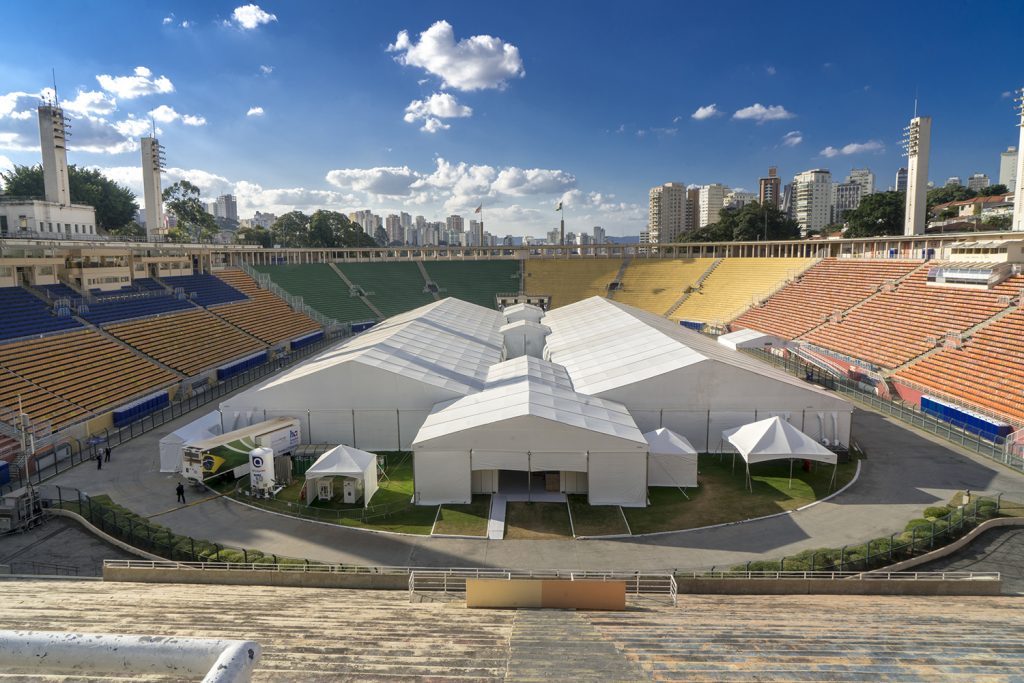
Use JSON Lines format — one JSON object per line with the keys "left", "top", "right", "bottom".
{"left": 270, "top": 211, "right": 311, "bottom": 247}
{"left": 237, "top": 225, "right": 275, "bottom": 247}
{"left": 982, "top": 214, "right": 1012, "bottom": 229}
{"left": 844, "top": 191, "right": 905, "bottom": 237}
{"left": 0, "top": 163, "right": 137, "bottom": 231}
{"left": 978, "top": 183, "right": 1009, "bottom": 197}
{"left": 106, "top": 221, "right": 146, "bottom": 239}
{"left": 689, "top": 202, "right": 800, "bottom": 242}
{"left": 162, "top": 181, "right": 219, "bottom": 242}
{"left": 927, "top": 184, "right": 974, "bottom": 209}
{"left": 373, "top": 226, "right": 388, "bottom": 247}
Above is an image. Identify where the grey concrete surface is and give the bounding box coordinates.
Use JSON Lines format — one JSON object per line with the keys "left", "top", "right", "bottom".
{"left": 47, "top": 402, "right": 1024, "bottom": 571}
{"left": 917, "top": 527, "right": 1024, "bottom": 594}
{"left": 0, "top": 518, "right": 136, "bottom": 576}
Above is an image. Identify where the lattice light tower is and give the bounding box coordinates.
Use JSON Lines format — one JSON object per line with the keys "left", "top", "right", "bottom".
{"left": 1014, "top": 88, "right": 1024, "bottom": 231}
{"left": 141, "top": 135, "right": 166, "bottom": 240}
{"left": 902, "top": 114, "right": 931, "bottom": 236}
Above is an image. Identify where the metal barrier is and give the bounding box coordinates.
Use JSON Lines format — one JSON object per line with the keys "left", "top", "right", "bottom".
{"left": 674, "top": 570, "right": 1000, "bottom": 581}
{"left": 407, "top": 569, "right": 677, "bottom": 604}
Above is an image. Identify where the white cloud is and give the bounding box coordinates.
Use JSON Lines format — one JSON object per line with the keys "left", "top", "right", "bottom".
{"left": 491, "top": 166, "right": 575, "bottom": 197}
{"left": 0, "top": 154, "right": 13, "bottom": 173}
{"left": 181, "top": 114, "right": 205, "bottom": 126}
{"left": 96, "top": 66, "right": 174, "bottom": 99}
{"left": 732, "top": 103, "right": 795, "bottom": 122}
{"left": 636, "top": 127, "right": 677, "bottom": 138}
{"left": 691, "top": 104, "right": 720, "bottom": 120}
{"left": 231, "top": 4, "right": 277, "bottom": 30}
{"left": 1002, "top": 90, "right": 1014, "bottom": 99}
{"left": 820, "top": 140, "right": 884, "bottom": 157}
{"left": 259, "top": 65, "right": 274, "bottom": 75}
{"left": 765, "top": 65, "right": 777, "bottom": 76}
{"left": 60, "top": 90, "right": 118, "bottom": 117}
{"left": 147, "top": 105, "right": 206, "bottom": 127}
{"left": 112, "top": 117, "right": 155, "bottom": 138}
{"left": 325, "top": 166, "right": 422, "bottom": 197}
{"left": 162, "top": 15, "right": 173, "bottom": 25}
{"left": 388, "top": 20, "right": 524, "bottom": 91}
{"left": 246, "top": 106, "right": 265, "bottom": 117}
{"left": 781, "top": 130, "right": 803, "bottom": 147}
{"left": 180, "top": 20, "right": 192, "bottom": 28}
{"left": 403, "top": 92, "right": 472, "bottom": 132}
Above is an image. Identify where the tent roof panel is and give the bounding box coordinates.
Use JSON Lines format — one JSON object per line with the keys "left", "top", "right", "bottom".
{"left": 723, "top": 416, "right": 837, "bottom": 465}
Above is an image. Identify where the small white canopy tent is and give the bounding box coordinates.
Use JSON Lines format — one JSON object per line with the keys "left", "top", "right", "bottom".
{"left": 717, "top": 328, "right": 786, "bottom": 351}
{"left": 158, "top": 411, "right": 222, "bottom": 473}
{"left": 303, "top": 444, "right": 380, "bottom": 508}
{"left": 644, "top": 428, "right": 698, "bottom": 488}
{"left": 722, "top": 416, "right": 838, "bottom": 491}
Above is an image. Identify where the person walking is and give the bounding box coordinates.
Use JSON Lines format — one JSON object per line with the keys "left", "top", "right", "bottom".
{"left": 104, "top": 446, "right": 111, "bottom": 463}
{"left": 96, "top": 452, "right": 102, "bottom": 470}
{"left": 176, "top": 482, "right": 186, "bottom": 504}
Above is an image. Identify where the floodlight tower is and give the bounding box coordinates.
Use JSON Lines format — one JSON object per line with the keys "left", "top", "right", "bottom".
{"left": 902, "top": 112, "right": 931, "bottom": 236}
{"left": 141, "top": 134, "right": 166, "bottom": 240}
{"left": 1013, "top": 88, "right": 1024, "bottom": 231}
{"left": 37, "top": 96, "right": 71, "bottom": 207}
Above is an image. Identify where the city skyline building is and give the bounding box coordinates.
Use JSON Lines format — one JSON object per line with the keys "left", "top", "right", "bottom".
{"left": 999, "top": 146, "right": 1018, "bottom": 192}
{"left": 967, "top": 173, "right": 991, "bottom": 192}
{"left": 758, "top": 166, "right": 781, "bottom": 209}
{"left": 895, "top": 167, "right": 908, "bottom": 193}
{"left": 846, "top": 168, "right": 875, "bottom": 197}
{"left": 648, "top": 182, "right": 686, "bottom": 242}
{"left": 698, "top": 183, "right": 729, "bottom": 227}
{"left": 792, "top": 169, "right": 832, "bottom": 234}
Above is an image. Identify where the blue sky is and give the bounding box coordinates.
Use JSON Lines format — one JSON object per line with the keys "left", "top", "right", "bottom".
{"left": 1, "top": 1, "right": 1023, "bottom": 236}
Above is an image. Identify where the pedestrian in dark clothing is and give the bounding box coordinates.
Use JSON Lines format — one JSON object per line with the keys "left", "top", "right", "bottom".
{"left": 96, "top": 453, "right": 102, "bottom": 470}
{"left": 104, "top": 446, "right": 111, "bottom": 463}
{"left": 176, "top": 482, "right": 186, "bottom": 504}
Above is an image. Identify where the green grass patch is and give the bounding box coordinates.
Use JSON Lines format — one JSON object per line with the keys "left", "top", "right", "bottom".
{"left": 433, "top": 495, "right": 490, "bottom": 536}
{"left": 567, "top": 495, "right": 629, "bottom": 536}
{"left": 505, "top": 501, "right": 572, "bottom": 539}
{"left": 624, "top": 454, "right": 857, "bottom": 534}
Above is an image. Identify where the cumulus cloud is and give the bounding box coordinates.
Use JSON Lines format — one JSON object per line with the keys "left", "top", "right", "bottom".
{"left": 60, "top": 90, "right": 118, "bottom": 117}
{"left": 691, "top": 104, "right": 720, "bottom": 120}
{"left": 820, "top": 140, "right": 884, "bottom": 157}
{"left": 781, "top": 130, "right": 803, "bottom": 147}
{"left": 149, "top": 104, "right": 206, "bottom": 126}
{"left": 112, "top": 117, "right": 155, "bottom": 138}
{"left": 96, "top": 66, "right": 174, "bottom": 99}
{"left": 325, "top": 166, "right": 422, "bottom": 197}
{"left": 246, "top": 106, "right": 264, "bottom": 117}
{"left": 231, "top": 4, "right": 277, "bottom": 30}
{"left": 0, "top": 154, "right": 13, "bottom": 173}
{"left": 403, "top": 91, "right": 472, "bottom": 132}
{"left": 162, "top": 16, "right": 173, "bottom": 25}
{"left": 388, "top": 20, "right": 524, "bottom": 91}
{"left": 732, "top": 103, "right": 795, "bottom": 122}
{"left": 765, "top": 65, "right": 777, "bottom": 76}
{"left": 259, "top": 65, "right": 274, "bottom": 75}
{"left": 0, "top": 89, "right": 142, "bottom": 154}
{"left": 491, "top": 167, "right": 576, "bottom": 197}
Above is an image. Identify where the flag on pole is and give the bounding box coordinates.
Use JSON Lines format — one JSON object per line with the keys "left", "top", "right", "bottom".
{"left": 555, "top": 201, "right": 562, "bottom": 211}
{"left": 474, "top": 204, "right": 482, "bottom": 214}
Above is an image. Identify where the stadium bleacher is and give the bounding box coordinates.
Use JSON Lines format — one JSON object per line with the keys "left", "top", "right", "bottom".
{"left": 671, "top": 257, "right": 817, "bottom": 325}
{"left": 337, "top": 262, "right": 435, "bottom": 316}
{"left": 105, "top": 308, "right": 267, "bottom": 377}
{"left": 252, "top": 264, "right": 377, "bottom": 323}
{"left": 212, "top": 269, "right": 322, "bottom": 345}
{"left": 424, "top": 260, "right": 522, "bottom": 309}
{"left": 733, "top": 258, "right": 924, "bottom": 339}
{"left": 523, "top": 259, "right": 621, "bottom": 308}
{"left": 79, "top": 292, "right": 195, "bottom": 325}
{"left": 37, "top": 282, "right": 82, "bottom": 301}
{"left": 0, "top": 287, "right": 82, "bottom": 341}
{"left": 161, "top": 274, "right": 248, "bottom": 307}
{"left": 614, "top": 258, "right": 715, "bottom": 314}
{"left": 0, "top": 366, "right": 87, "bottom": 429}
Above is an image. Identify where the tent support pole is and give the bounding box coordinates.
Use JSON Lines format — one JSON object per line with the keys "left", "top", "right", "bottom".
{"left": 746, "top": 462, "right": 751, "bottom": 493}
{"left": 829, "top": 462, "right": 837, "bottom": 493}
{"left": 789, "top": 458, "right": 793, "bottom": 490}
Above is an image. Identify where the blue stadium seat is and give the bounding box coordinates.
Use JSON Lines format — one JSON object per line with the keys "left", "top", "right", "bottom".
{"left": 0, "top": 287, "right": 82, "bottom": 341}
{"left": 162, "top": 274, "right": 248, "bottom": 307}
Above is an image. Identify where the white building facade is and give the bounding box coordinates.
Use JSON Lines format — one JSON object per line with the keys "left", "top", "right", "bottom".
{"left": 792, "top": 169, "right": 832, "bottom": 234}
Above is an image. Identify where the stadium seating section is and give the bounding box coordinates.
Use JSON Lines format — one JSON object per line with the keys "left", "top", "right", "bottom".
{"left": 336, "top": 262, "right": 435, "bottom": 316}
{"left": 79, "top": 292, "right": 195, "bottom": 325}
{"left": 37, "top": 283, "right": 82, "bottom": 301}
{"left": 0, "top": 287, "right": 81, "bottom": 341}
{"left": 424, "top": 260, "right": 522, "bottom": 309}
{"left": 734, "top": 258, "right": 924, "bottom": 339}
{"left": 212, "top": 269, "right": 321, "bottom": 344}
{"left": 253, "top": 264, "right": 376, "bottom": 323}
{"left": 895, "top": 308, "right": 1024, "bottom": 422}
{"left": 614, "top": 258, "right": 715, "bottom": 314}
{"left": 162, "top": 274, "right": 248, "bottom": 307}
{"left": 106, "top": 308, "right": 266, "bottom": 377}
{"left": 671, "top": 257, "right": 817, "bottom": 325}
{"left": 803, "top": 268, "right": 1024, "bottom": 369}
{"left": 523, "top": 259, "right": 621, "bottom": 308}
{"left": 0, "top": 330, "right": 178, "bottom": 428}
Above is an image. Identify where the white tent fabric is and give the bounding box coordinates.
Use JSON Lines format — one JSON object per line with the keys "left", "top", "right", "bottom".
{"left": 644, "top": 428, "right": 698, "bottom": 487}
{"left": 158, "top": 411, "right": 222, "bottom": 473}
{"left": 303, "top": 444, "right": 379, "bottom": 508}
{"left": 503, "top": 302, "right": 545, "bottom": 324}
{"left": 723, "top": 416, "right": 837, "bottom": 465}
{"left": 717, "top": 328, "right": 786, "bottom": 351}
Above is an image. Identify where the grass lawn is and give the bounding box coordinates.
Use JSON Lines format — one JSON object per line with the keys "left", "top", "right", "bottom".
{"left": 624, "top": 454, "right": 858, "bottom": 534}
{"left": 433, "top": 495, "right": 491, "bottom": 536}
{"left": 505, "top": 502, "right": 573, "bottom": 539}
{"left": 567, "top": 495, "right": 629, "bottom": 536}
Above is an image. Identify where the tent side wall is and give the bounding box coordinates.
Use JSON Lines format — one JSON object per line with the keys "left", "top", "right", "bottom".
{"left": 414, "top": 450, "right": 472, "bottom": 505}
{"left": 588, "top": 452, "right": 647, "bottom": 507}
{"left": 647, "top": 453, "right": 698, "bottom": 487}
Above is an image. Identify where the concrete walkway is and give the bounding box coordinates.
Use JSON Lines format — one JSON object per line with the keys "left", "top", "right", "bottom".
{"left": 45, "top": 400, "right": 1024, "bottom": 571}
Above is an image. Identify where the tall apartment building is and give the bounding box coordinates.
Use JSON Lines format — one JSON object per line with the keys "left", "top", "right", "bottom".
{"left": 685, "top": 187, "right": 700, "bottom": 231}
{"left": 831, "top": 181, "right": 862, "bottom": 223}
{"left": 792, "top": 169, "right": 832, "bottom": 235}
{"left": 592, "top": 225, "right": 606, "bottom": 243}
{"left": 967, "top": 173, "right": 991, "bottom": 192}
{"left": 648, "top": 182, "right": 687, "bottom": 242}
{"left": 385, "top": 214, "right": 403, "bottom": 243}
{"left": 1000, "top": 146, "right": 1018, "bottom": 191}
{"left": 903, "top": 115, "right": 931, "bottom": 236}
{"left": 895, "top": 167, "right": 908, "bottom": 193}
{"left": 446, "top": 215, "right": 464, "bottom": 234}
{"left": 212, "top": 194, "right": 237, "bottom": 223}
{"left": 698, "top": 183, "right": 729, "bottom": 227}
{"left": 945, "top": 176, "right": 962, "bottom": 187}
{"left": 846, "top": 168, "right": 875, "bottom": 197}
{"left": 724, "top": 190, "right": 757, "bottom": 209}
{"left": 758, "top": 167, "right": 781, "bottom": 209}
{"left": 252, "top": 211, "right": 276, "bottom": 229}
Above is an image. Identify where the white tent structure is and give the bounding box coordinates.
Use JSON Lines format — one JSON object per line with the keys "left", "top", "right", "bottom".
{"left": 722, "top": 416, "right": 838, "bottom": 491}
{"left": 411, "top": 356, "right": 649, "bottom": 507}
{"left": 717, "top": 328, "right": 786, "bottom": 351}
{"left": 644, "top": 428, "right": 698, "bottom": 488}
{"left": 543, "top": 297, "right": 852, "bottom": 450}
{"left": 303, "top": 444, "right": 379, "bottom": 508}
{"left": 503, "top": 302, "right": 545, "bottom": 324}
{"left": 219, "top": 299, "right": 504, "bottom": 450}
{"left": 157, "top": 411, "right": 222, "bottom": 473}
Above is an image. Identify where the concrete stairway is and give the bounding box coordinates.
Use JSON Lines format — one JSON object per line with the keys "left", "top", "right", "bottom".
{"left": 328, "top": 262, "right": 384, "bottom": 318}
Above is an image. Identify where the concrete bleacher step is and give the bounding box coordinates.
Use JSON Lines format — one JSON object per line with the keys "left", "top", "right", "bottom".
{"left": 605, "top": 257, "right": 631, "bottom": 300}
{"left": 664, "top": 258, "right": 720, "bottom": 318}
{"left": 415, "top": 261, "right": 441, "bottom": 301}
{"left": 89, "top": 325, "right": 186, "bottom": 379}
{"left": 329, "top": 262, "right": 384, "bottom": 318}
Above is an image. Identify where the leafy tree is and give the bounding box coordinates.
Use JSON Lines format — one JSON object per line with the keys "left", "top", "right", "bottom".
{"left": 237, "top": 225, "right": 275, "bottom": 247}
{"left": 0, "top": 163, "right": 137, "bottom": 231}
{"left": 106, "top": 221, "right": 146, "bottom": 239}
{"left": 689, "top": 202, "right": 800, "bottom": 242}
{"left": 373, "top": 226, "right": 388, "bottom": 247}
{"left": 978, "top": 183, "right": 1009, "bottom": 197}
{"left": 270, "top": 211, "right": 311, "bottom": 247}
{"left": 162, "top": 181, "right": 218, "bottom": 242}
{"left": 844, "top": 191, "right": 905, "bottom": 237}
{"left": 982, "top": 214, "right": 1012, "bottom": 228}
{"left": 927, "top": 184, "right": 974, "bottom": 208}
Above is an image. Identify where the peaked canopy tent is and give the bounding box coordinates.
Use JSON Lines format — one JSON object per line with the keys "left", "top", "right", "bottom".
{"left": 303, "top": 444, "right": 379, "bottom": 507}
{"left": 644, "top": 428, "right": 698, "bottom": 488}
{"left": 722, "top": 416, "right": 838, "bottom": 491}
{"left": 158, "top": 410, "right": 222, "bottom": 473}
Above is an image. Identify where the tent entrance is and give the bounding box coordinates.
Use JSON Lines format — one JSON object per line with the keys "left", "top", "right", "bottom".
{"left": 531, "top": 470, "right": 560, "bottom": 493}
{"left": 498, "top": 469, "right": 529, "bottom": 494}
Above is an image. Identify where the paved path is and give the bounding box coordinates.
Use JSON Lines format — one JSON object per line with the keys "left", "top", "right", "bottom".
{"left": 918, "top": 527, "right": 1024, "bottom": 594}
{"left": 48, "top": 401, "right": 1024, "bottom": 571}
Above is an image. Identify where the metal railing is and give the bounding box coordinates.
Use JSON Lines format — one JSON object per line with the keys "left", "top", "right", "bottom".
{"left": 238, "top": 262, "right": 344, "bottom": 330}
{"left": 406, "top": 569, "right": 678, "bottom": 603}
{"left": 674, "top": 570, "right": 999, "bottom": 581}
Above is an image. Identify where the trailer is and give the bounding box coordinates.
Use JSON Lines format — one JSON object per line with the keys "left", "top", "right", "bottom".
{"left": 182, "top": 417, "right": 300, "bottom": 483}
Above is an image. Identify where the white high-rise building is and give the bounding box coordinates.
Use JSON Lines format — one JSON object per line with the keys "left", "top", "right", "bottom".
{"left": 648, "top": 182, "right": 686, "bottom": 242}
{"left": 945, "top": 176, "right": 962, "bottom": 187}
{"left": 140, "top": 136, "right": 165, "bottom": 238}
{"left": 895, "top": 167, "right": 908, "bottom": 193}
{"left": 846, "top": 168, "right": 875, "bottom": 197}
{"left": 723, "top": 190, "right": 757, "bottom": 209}
{"left": 967, "top": 173, "right": 990, "bottom": 192}
{"left": 999, "top": 146, "right": 1018, "bottom": 191}
{"left": 831, "top": 181, "right": 862, "bottom": 223}
{"left": 698, "top": 183, "right": 729, "bottom": 227}
{"left": 592, "top": 225, "right": 606, "bottom": 243}
{"left": 446, "top": 215, "right": 464, "bottom": 234}
{"left": 903, "top": 116, "right": 931, "bottom": 236}
{"left": 212, "top": 194, "right": 237, "bottom": 222}
{"left": 792, "top": 169, "right": 832, "bottom": 234}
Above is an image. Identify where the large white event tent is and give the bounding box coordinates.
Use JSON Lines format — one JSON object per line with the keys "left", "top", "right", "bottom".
{"left": 302, "top": 444, "right": 379, "bottom": 507}
{"left": 157, "top": 410, "right": 221, "bottom": 473}
{"left": 723, "top": 416, "right": 838, "bottom": 491}
{"left": 644, "top": 428, "right": 698, "bottom": 488}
